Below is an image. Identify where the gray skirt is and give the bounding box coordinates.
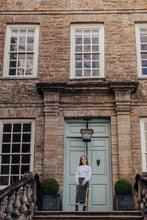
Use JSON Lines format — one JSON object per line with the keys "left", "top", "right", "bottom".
{"left": 76, "top": 178, "right": 89, "bottom": 204}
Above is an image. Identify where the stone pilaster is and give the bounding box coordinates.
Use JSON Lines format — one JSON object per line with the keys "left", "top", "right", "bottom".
{"left": 109, "top": 82, "right": 138, "bottom": 180}
{"left": 36, "top": 83, "right": 65, "bottom": 178}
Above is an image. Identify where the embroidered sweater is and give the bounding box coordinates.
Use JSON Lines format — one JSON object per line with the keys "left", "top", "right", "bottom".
{"left": 75, "top": 165, "right": 91, "bottom": 185}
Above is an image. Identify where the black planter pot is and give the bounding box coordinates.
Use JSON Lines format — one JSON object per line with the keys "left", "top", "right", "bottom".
{"left": 42, "top": 194, "right": 60, "bottom": 211}
{"left": 115, "top": 194, "right": 134, "bottom": 211}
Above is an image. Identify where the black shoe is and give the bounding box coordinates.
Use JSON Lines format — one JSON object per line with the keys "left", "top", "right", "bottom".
{"left": 83, "top": 206, "right": 86, "bottom": 211}
{"left": 75, "top": 205, "right": 78, "bottom": 211}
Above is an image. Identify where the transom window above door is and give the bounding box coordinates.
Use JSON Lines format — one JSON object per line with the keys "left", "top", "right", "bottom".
{"left": 70, "top": 24, "right": 104, "bottom": 78}
{"left": 3, "top": 25, "right": 39, "bottom": 77}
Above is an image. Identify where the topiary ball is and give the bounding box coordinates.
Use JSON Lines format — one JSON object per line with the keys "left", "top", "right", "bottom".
{"left": 114, "top": 178, "right": 132, "bottom": 195}
{"left": 41, "top": 178, "right": 59, "bottom": 195}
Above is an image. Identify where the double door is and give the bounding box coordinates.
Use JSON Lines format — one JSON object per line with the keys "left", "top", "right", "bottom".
{"left": 63, "top": 119, "right": 112, "bottom": 211}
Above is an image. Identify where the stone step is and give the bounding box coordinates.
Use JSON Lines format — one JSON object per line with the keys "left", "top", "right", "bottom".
{"left": 33, "top": 211, "right": 143, "bottom": 220}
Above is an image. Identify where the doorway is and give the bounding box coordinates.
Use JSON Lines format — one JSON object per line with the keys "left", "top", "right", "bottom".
{"left": 63, "top": 119, "right": 112, "bottom": 211}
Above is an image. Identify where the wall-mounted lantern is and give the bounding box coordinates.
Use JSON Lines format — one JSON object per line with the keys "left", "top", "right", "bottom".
{"left": 81, "top": 128, "right": 93, "bottom": 142}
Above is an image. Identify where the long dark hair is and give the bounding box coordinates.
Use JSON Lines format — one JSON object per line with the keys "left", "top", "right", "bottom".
{"left": 79, "top": 156, "right": 89, "bottom": 166}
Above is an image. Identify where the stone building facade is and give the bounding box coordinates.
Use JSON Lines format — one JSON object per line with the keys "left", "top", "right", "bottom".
{"left": 0, "top": 0, "right": 147, "bottom": 211}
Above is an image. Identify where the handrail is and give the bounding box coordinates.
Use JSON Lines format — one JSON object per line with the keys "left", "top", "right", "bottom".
{"left": 135, "top": 172, "right": 147, "bottom": 218}
{"left": 0, "top": 172, "right": 40, "bottom": 220}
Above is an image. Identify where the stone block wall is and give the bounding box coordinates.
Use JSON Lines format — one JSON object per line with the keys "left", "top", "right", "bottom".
{"left": 0, "top": 0, "right": 147, "bottom": 207}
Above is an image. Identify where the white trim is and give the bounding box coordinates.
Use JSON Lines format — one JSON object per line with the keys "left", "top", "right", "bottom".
{"left": 135, "top": 24, "right": 147, "bottom": 77}
{"left": 3, "top": 25, "right": 39, "bottom": 78}
{"left": 0, "top": 119, "right": 35, "bottom": 190}
{"left": 70, "top": 24, "right": 104, "bottom": 79}
{"left": 140, "top": 118, "right": 147, "bottom": 171}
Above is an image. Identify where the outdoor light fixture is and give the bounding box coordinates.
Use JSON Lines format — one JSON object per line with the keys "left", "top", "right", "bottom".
{"left": 81, "top": 129, "right": 93, "bottom": 142}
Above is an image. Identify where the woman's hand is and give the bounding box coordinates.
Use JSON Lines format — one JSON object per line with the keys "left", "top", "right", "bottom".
{"left": 81, "top": 182, "right": 85, "bottom": 187}
{"left": 76, "top": 184, "right": 79, "bottom": 187}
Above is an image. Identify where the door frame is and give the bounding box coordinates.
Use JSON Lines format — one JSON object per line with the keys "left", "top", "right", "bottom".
{"left": 63, "top": 118, "right": 112, "bottom": 211}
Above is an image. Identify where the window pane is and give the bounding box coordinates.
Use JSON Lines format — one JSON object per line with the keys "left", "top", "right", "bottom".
{"left": 12, "top": 144, "right": 20, "bottom": 153}
{"left": 141, "top": 44, "right": 147, "bottom": 51}
{"left": 141, "top": 53, "right": 147, "bottom": 60}
{"left": 22, "top": 155, "right": 30, "bottom": 163}
{"left": 84, "top": 37, "right": 90, "bottom": 44}
{"left": 0, "top": 176, "right": 9, "bottom": 185}
{"left": 21, "top": 165, "right": 29, "bottom": 174}
{"left": 2, "top": 155, "right": 10, "bottom": 164}
{"left": 17, "top": 68, "right": 24, "bottom": 75}
{"left": 3, "top": 134, "right": 11, "bottom": 143}
{"left": 22, "top": 144, "right": 30, "bottom": 153}
{"left": 26, "top": 69, "right": 33, "bottom": 75}
{"left": 84, "top": 69, "right": 91, "bottom": 77}
{"left": 2, "top": 144, "right": 10, "bottom": 153}
{"left": 75, "top": 46, "right": 82, "bottom": 52}
{"left": 27, "top": 44, "right": 33, "bottom": 51}
{"left": 84, "top": 61, "right": 90, "bottom": 68}
{"left": 75, "top": 70, "right": 82, "bottom": 77}
{"left": 84, "top": 54, "right": 90, "bottom": 61}
{"left": 12, "top": 155, "right": 20, "bottom": 164}
{"left": 75, "top": 37, "right": 82, "bottom": 44}
{"left": 92, "top": 69, "right": 99, "bottom": 76}
{"left": 142, "top": 68, "right": 147, "bottom": 75}
{"left": 10, "top": 53, "right": 17, "bottom": 60}
{"left": 84, "top": 45, "right": 90, "bottom": 52}
{"left": 92, "top": 61, "right": 99, "bottom": 68}
{"left": 76, "top": 62, "right": 82, "bottom": 68}
{"left": 23, "top": 123, "right": 31, "bottom": 132}
{"left": 9, "top": 69, "right": 16, "bottom": 76}
{"left": 13, "top": 134, "right": 21, "bottom": 142}
{"left": 142, "top": 60, "right": 147, "bottom": 67}
{"left": 3, "top": 124, "right": 11, "bottom": 132}
{"left": 92, "top": 37, "right": 99, "bottom": 44}
{"left": 10, "top": 61, "right": 16, "bottom": 67}
{"left": 11, "top": 176, "right": 19, "bottom": 184}
{"left": 23, "top": 134, "right": 31, "bottom": 142}
{"left": 75, "top": 54, "right": 82, "bottom": 61}
{"left": 92, "top": 45, "right": 99, "bottom": 52}
{"left": 13, "top": 124, "right": 21, "bottom": 132}
{"left": 141, "top": 36, "right": 147, "bottom": 43}
{"left": 1, "top": 166, "right": 9, "bottom": 174}
{"left": 11, "top": 166, "right": 19, "bottom": 174}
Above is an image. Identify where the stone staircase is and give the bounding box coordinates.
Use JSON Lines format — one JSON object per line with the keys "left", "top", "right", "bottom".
{"left": 33, "top": 211, "right": 144, "bottom": 220}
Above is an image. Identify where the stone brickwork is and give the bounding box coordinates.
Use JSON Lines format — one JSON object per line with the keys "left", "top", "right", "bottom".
{"left": 0, "top": 0, "right": 147, "bottom": 210}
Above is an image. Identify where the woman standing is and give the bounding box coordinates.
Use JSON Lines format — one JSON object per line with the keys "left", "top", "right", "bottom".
{"left": 75, "top": 156, "right": 91, "bottom": 211}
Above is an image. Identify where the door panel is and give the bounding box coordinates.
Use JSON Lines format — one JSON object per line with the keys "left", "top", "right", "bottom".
{"left": 63, "top": 120, "right": 112, "bottom": 211}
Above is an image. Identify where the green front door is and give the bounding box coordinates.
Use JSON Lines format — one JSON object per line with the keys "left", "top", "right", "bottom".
{"left": 63, "top": 119, "right": 112, "bottom": 211}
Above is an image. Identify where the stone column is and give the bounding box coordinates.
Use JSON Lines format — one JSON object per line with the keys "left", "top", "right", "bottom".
{"left": 36, "top": 83, "right": 65, "bottom": 178}
{"left": 109, "top": 82, "right": 138, "bottom": 180}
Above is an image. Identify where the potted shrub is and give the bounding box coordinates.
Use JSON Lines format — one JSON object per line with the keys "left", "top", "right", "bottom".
{"left": 114, "top": 178, "right": 134, "bottom": 211}
{"left": 41, "top": 177, "right": 60, "bottom": 211}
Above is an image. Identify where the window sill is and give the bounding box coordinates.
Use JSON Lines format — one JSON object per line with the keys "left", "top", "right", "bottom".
{"left": 0, "top": 76, "right": 40, "bottom": 80}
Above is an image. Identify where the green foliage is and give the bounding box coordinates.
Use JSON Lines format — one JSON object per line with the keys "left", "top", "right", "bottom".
{"left": 114, "top": 178, "right": 132, "bottom": 195}
{"left": 41, "top": 178, "right": 59, "bottom": 195}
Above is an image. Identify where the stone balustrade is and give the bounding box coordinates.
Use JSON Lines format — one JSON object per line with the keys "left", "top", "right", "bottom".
{"left": 135, "top": 172, "right": 147, "bottom": 219}
{"left": 0, "top": 173, "right": 40, "bottom": 220}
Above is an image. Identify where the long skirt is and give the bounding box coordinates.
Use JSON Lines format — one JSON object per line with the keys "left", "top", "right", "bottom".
{"left": 75, "top": 178, "right": 89, "bottom": 204}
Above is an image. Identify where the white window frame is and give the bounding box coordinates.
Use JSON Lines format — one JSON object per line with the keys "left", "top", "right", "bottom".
{"left": 0, "top": 119, "right": 35, "bottom": 190}
{"left": 3, "top": 25, "right": 39, "bottom": 78}
{"left": 140, "top": 118, "right": 147, "bottom": 171}
{"left": 136, "top": 24, "right": 147, "bottom": 78}
{"left": 70, "top": 24, "right": 104, "bottom": 79}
